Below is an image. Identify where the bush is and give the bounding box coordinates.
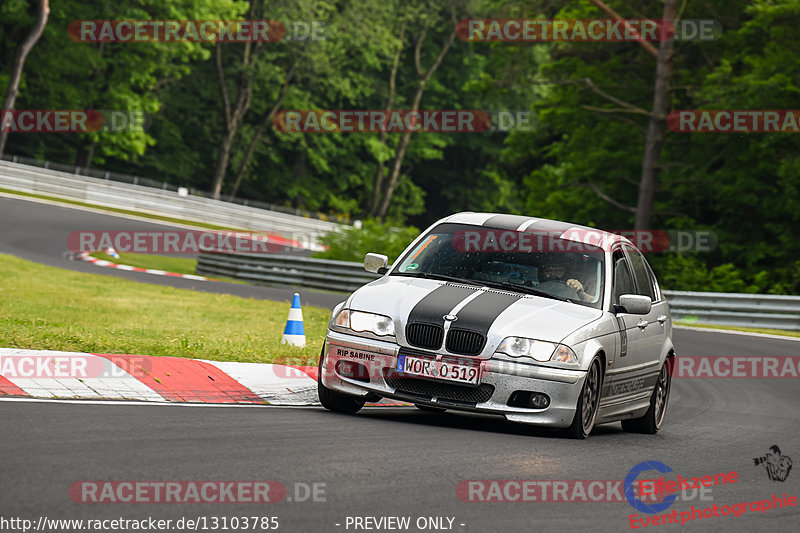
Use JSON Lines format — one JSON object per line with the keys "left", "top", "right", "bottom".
{"left": 313, "top": 219, "right": 419, "bottom": 263}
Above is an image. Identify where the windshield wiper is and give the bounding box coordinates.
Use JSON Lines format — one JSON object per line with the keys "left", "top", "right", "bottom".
{"left": 395, "top": 272, "right": 483, "bottom": 286}
{"left": 477, "top": 281, "right": 570, "bottom": 302}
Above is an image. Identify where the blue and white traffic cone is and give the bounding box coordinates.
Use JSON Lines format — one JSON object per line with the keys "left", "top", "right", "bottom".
{"left": 104, "top": 246, "right": 120, "bottom": 259}
{"left": 281, "top": 293, "right": 306, "bottom": 347}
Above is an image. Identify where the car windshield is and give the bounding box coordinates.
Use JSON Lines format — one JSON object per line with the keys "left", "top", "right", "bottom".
{"left": 392, "top": 223, "right": 605, "bottom": 309}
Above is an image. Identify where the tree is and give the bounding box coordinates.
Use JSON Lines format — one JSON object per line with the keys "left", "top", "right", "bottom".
{"left": 0, "top": 0, "right": 49, "bottom": 156}
{"left": 370, "top": 2, "right": 459, "bottom": 218}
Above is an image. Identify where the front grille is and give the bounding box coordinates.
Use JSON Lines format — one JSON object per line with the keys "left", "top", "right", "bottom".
{"left": 446, "top": 328, "right": 485, "bottom": 355}
{"left": 383, "top": 369, "right": 494, "bottom": 404}
{"left": 406, "top": 323, "right": 444, "bottom": 350}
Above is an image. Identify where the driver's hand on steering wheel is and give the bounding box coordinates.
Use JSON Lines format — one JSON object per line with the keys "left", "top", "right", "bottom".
{"left": 566, "top": 279, "right": 583, "bottom": 292}
{"left": 567, "top": 279, "right": 592, "bottom": 302}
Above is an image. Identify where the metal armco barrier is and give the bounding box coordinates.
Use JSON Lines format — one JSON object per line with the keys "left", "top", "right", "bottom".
{"left": 0, "top": 160, "right": 343, "bottom": 241}
{"left": 663, "top": 291, "right": 800, "bottom": 332}
{"left": 197, "top": 253, "right": 800, "bottom": 332}
{"left": 196, "top": 253, "right": 381, "bottom": 293}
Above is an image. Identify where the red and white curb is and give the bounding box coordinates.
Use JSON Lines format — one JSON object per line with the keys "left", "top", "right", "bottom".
{"left": 74, "top": 252, "right": 210, "bottom": 281}
{"left": 0, "top": 348, "right": 407, "bottom": 406}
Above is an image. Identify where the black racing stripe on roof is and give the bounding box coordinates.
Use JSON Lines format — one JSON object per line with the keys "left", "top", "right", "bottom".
{"left": 482, "top": 214, "right": 534, "bottom": 230}
{"left": 452, "top": 290, "right": 521, "bottom": 336}
{"left": 407, "top": 284, "right": 477, "bottom": 326}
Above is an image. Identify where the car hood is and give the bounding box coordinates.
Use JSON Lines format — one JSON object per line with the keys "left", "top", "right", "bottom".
{"left": 347, "top": 276, "right": 603, "bottom": 350}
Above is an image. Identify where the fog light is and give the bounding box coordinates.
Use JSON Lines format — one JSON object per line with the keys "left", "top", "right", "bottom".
{"left": 529, "top": 393, "right": 550, "bottom": 409}
{"left": 335, "top": 360, "right": 370, "bottom": 383}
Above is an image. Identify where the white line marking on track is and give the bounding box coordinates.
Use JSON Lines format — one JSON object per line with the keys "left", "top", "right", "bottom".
{"left": 0, "top": 397, "right": 407, "bottom": 409}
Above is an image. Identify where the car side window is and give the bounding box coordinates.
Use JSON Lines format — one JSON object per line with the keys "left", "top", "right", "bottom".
{"left": 624, "top": 245, "right": 656, "bottom": 300}
{"left": 612, "top": 252, "right": 635, "bottom": 306}
{"left": 645, "top": 261, "right": 661, "bottom": 302}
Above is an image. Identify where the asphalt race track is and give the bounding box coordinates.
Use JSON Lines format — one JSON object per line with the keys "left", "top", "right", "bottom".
{"left": 1, "top": 194, "right": 799, "bottom": 532}
{"left": 0, "top": 195, "right": 345, "bottom": 309}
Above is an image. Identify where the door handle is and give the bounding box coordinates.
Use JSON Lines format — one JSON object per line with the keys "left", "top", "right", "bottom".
{"left": 657, "top": 315, "right": 667, "bottom": 325}
{"left": 636, "top": 320, "right": 649, "bottom": 329}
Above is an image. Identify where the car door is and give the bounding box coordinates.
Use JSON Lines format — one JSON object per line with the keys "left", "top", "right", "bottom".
{"left": 604, "top": 249, "right": 653, "bottom": 401}
{"left": 623, "top": 245, "right": 667, "bottom": 366}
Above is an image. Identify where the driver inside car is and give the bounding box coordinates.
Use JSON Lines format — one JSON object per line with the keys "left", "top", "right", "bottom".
{"left": 538, "top": 256, "right": 593, "bottom": 302}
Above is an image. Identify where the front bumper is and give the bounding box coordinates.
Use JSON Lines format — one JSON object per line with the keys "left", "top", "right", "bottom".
{"left": 322, "top": 329, "right": 587, "bottom": 428}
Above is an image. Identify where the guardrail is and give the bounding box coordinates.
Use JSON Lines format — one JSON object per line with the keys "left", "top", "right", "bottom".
{"left": 1, "top": 154, "right": 350, "bottom": 223}
{"left": 0, "top": 159, "right": 344, "bottom": 244}
{"left": 196, "top": 253, "right": 381, "bottom": 293}
{"left": 663, "top": 291, "right": 800, "bottom": 332}
{"left": 197, "top": 253, "right": 800, "bottom": 332}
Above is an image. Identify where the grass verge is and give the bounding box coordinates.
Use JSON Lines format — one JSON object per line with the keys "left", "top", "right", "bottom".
{"left": 0, "top": 253, "right": 328, "bottom": 364}
{"left": 0, "top": 187, "right": 243, "bottom": 231}
{"left": 674, "top": 321, "right": 800, "bottom": 339}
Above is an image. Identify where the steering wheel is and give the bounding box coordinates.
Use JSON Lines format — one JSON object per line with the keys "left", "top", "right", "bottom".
{"left": 537, "top": 279, "right": 580, "bottom": 299}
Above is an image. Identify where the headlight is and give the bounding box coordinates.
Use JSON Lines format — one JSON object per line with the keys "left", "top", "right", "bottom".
{"left": 333, "top": 309, "right": 395, "bottom": 337}
{"left": 497, "top": 337, "right": 555, "bottom": 361}
{"left": 496, "top": 337, "right": 578, "bottom": 365}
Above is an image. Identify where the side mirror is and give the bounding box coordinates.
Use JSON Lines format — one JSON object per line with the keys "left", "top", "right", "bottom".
{"left": 364, "top": 253, "right": 389, "bottom": 274}
{"left": 617, "top": 294, "right": 652, "bottom": 315}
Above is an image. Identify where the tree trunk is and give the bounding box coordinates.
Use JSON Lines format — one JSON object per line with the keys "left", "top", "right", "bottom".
{"left": 375, "top": 12, "right": 457, "bottom": 219}
{"left": 369, "top": 21, "right": 406, "bottom": 217}
{"left": 75, "top": 137, "right": 95, "bottom": 169}
{"left": 210, "top": 1, "right": 258, "bottom": 199}
{"left": 228, "top": 61, "right": 299, "bottom": 200}
{"left": 635, "top": 0, "right": 677, "bottom": 230}
{"left": 0, "top": 0, "right": 50, "bottom": 156}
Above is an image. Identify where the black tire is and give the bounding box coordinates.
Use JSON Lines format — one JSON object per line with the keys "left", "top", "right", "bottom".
{"left": 414, "top": 404, "right": 446, "bottom": 413}
{"left": 318, "top": 347, "right": 366, "bottom": 415}
{"left": 621, "top": 357, "right": 672, "bottom": 434}
{"left": 564, "top": 357, "right": 603, "bottom": 439}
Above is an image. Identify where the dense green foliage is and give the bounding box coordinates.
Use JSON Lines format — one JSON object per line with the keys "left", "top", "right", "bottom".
{"left": 315, "top": 219, "right": 419, "bottom": 263}
{"left": 2, "top": 0, "right": 799, "bottom": 293}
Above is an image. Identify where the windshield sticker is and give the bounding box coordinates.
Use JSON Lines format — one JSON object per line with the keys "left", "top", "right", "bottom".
{"left": 406, "top": 263, "right": 419, "bottom": 271}
{"left": 406, "top": 235, "right": 439, "bottom": 264}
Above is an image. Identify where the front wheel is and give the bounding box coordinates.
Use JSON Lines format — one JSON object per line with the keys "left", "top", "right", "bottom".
{"left": 318, "top": 347, "right": 366, "bottom": 415}
{"left": 564, "top": 357, "right": 603, "bottom": 439}
{"left": 621, "top": 357, "right": 672, "bottom": 434}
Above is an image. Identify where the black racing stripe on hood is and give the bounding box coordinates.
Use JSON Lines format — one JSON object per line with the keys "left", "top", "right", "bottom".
{"left": 482, "top": 214, "right": 533, "bottom": 230}
{"left": 407, "top": 284, "right": 477, "bottom": 326}
{"left": 453, "top": 290, "right": 521, "bottom": 335}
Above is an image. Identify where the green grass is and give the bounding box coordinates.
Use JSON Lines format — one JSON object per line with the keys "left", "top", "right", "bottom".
{"left": 0, "top": 187, "right": 244, "bottom": 231}
{"left": 0, "top": 253, "right": 328, "bottom": 365}
{"left": 91, "top": 252, "right": 198, "bottom": 276}
{"left": 675, "top": 321, "right": 800, "bottom": 338}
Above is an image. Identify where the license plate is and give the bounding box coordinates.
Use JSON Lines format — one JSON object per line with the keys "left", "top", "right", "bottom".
{"left": 396, "top": 355, "right": 479, "bottom": 385}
